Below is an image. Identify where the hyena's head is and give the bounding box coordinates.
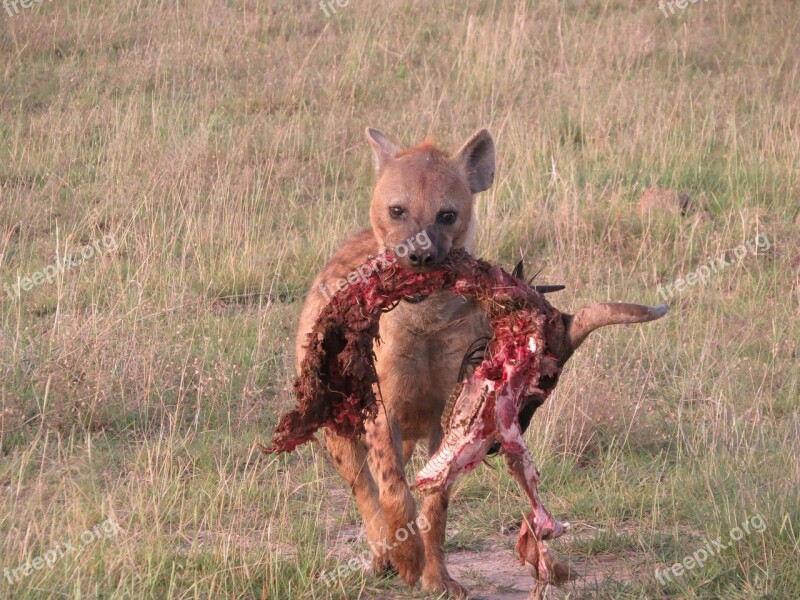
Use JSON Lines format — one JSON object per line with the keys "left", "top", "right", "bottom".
{"left": 366, "top": 128, "right": 495, "bottom": 270}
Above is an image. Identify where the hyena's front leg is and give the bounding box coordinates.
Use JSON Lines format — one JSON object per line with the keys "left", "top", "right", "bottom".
{"left": 322, "top": 429, "right": 391, "bottom": 574}
{"left": 365, "top": 410, "right": 424, "bottom": 585}
{"left": 420, "top": 429, "right": 469, "bottom": 598}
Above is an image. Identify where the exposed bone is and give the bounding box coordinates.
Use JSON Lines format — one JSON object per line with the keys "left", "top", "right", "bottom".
{"left": 416, "top": 379, "right": 497, "bottom": 490}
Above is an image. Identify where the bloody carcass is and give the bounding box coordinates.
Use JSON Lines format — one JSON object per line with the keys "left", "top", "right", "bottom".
{"left": 266, "top": 248, "right": 668, "bottom": 582}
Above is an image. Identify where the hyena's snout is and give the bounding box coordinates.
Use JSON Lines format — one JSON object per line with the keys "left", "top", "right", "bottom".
{"left": 407, "top": 246, "right": 437, "bottom": 268}
{"left": 396, "top": 228, "right": 450, "bottom": 270}
{"left": 395, "top": 229, "right": 444, "bottom": 270}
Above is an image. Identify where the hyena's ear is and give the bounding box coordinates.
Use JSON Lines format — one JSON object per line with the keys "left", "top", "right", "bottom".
{"left": 453, "top": 129, "right": 495, "bottom": 193}
{"left": 365, "top": 128, "right": 400, "bottom": 174}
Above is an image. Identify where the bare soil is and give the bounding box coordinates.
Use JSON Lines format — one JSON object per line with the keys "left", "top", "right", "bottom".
{"left": 325, "top": 506, "right": 643, "bottom": 600}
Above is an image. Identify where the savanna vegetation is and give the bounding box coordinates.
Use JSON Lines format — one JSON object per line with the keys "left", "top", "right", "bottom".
{"left": 1, "top": 0, "right": 798, "bottom": 598}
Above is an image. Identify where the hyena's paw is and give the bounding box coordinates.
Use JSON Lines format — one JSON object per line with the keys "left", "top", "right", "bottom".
{"left": 388, "top": 531, "right": 425, "bottom": 585}
{"left": 422, "top": 573, "right": 470, "bottom": 599}
{"left": 367, "top": 551, "right": 396, "bottom": 578}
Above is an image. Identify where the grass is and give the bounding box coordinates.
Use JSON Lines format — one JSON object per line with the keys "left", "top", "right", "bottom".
{"left": 1, "top": 0, "right": 798, "bottom": 598}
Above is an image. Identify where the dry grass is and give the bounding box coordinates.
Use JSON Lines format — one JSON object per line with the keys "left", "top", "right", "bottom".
{"left": 1, "top": 0, "right": 798, "bottom": 598}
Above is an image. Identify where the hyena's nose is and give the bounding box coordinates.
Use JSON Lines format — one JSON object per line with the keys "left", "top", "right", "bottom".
{"left": 409, "top": 250, "right": 436, "bottom": 267}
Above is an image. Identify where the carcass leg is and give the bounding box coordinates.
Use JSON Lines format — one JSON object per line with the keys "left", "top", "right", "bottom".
{"left": 495, "top": 384, "right": 570, "bottom": 582}
{"left": 503, "top": 452, "right": 569, "bottom": 541}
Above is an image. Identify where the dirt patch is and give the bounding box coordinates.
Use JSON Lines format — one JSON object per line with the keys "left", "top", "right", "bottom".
{"left": 324, "top": 518, "right": 645, "bottom": 599}
{"left": 442, "top": 536, "right": 640, "bottom": 600}
{"left": 319, "top": 476, "right": 648, "bottom": 599}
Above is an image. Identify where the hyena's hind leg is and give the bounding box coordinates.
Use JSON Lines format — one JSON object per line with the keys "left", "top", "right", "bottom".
{"left": 365, "top": 411, "right": 425, "bottom": 586}
{"left": 322, "top": 429, "right": 391, "bottom": 573}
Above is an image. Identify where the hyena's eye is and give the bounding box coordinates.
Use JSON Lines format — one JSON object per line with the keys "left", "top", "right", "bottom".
{"left": 389, "top": 206, "right": 405, "bottom": 219}
{"left": 437, "top": 211, "right": 457, "bottom": 225}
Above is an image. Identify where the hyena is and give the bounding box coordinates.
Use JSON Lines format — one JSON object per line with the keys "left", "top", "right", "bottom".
{"left": 295, "top": 128, "right": 495, "bottom": 597}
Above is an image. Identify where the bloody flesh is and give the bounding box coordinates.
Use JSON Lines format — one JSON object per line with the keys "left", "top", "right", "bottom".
{"left": 267, "top": 248, "right": 571, "bottom": 581}
{"left": 267, "top": 249, "right": 561, "bottom": 455}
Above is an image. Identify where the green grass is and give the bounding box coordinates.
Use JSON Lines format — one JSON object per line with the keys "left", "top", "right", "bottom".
{"left": 1, "top": 0, "right": 798, "bottom": 598}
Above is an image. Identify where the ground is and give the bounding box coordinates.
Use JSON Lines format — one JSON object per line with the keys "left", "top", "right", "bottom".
{"left": 0, "top": 0, "right": 798, "bottom": 598}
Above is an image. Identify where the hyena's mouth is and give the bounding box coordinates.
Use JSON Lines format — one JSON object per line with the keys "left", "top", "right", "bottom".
{"left": 265, "top": 247, "right": 667, "bottom": 583}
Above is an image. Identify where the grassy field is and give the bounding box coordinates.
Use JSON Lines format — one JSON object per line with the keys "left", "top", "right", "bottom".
{"left": 1, "top": 0, "right": 798, "bottom": 598}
